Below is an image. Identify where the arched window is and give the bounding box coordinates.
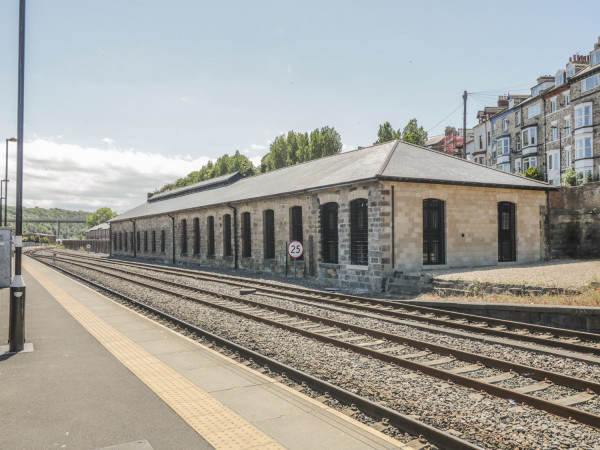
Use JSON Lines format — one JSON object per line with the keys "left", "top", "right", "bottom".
{"left": 181, "top": 219, "right": 187, "bottom": 254}
{"left": 193, "top": 218, "right": 200, "bottom": 255}
{"left": 290, "top": 206, "right": 303, "bottom": 260}
{"left": 264, "top": 209, "right": 275, "bottom": 259}
{"left": 350, "top": 199, "right": 368, "bottom": 265}
{"left": 223, "top": 214, "right": 232, "bottom": 257}
{"left": 423, "top": 199, "right": 445, "bottom": 265}
{"left": 321, "top": 202, "right": 338, "bottom": 264}
{"left": 207, "top": 216, "right": 215, "bottom": 256}
{"left": 242, "top": 212, "right": 251, "bottom": 258}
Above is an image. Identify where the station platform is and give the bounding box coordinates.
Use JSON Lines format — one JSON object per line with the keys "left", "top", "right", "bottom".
{"left": 0, "top": 257, "right": 402, "bottom": 449}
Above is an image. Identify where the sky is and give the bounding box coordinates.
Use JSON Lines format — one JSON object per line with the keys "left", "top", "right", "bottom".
{"left": 0, "top": 0, "right": 599, "bottom": 214}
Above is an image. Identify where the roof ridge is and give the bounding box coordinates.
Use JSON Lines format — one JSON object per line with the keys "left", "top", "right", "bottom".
{"left": 376, "top": 139, "right": 400, "bottom": 176}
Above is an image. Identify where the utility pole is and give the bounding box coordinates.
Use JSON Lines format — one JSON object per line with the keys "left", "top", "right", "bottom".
{"left": 462, "top": 90, "right": 467, "bottom": 159}
{"left": 9, "top": 0, "right": 27, "bottom": 353}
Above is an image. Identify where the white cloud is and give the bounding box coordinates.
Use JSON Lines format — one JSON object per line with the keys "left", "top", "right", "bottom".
{"left": 14, "top": 139, "right": 210, "bottom": 214}
{"left": 102, "top": 137, "right": 114, "bottom": 145}
{"left": 181, "top": 96, "right": 191, "bottom": 103}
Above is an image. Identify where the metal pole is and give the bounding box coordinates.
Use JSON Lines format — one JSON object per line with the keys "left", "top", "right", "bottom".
{"left": 0, "top": 179, "right": 3, "bottom": 226}
{"left": 462, "top": 90, "right": 467, "bottom": 159}
{"left": 9, "top": 0, "right": 27, "bottom": 353}
{"left": 5, "top": 137, "right": 17, "bottom": 227}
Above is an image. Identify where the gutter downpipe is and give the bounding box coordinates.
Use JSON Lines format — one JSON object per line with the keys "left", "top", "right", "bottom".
{"left": 129, "top": 219, "right": 136, "bottom": 258}
{"left": 109, "top": 222, "right": 112, "bottom": 257}
{"left": 227, "top": 204, "right": 238, "bottom": 270}
{"left": 546, "top": 190, "right": 552, "bottom": 261}
{"left": 167, "top": 214, "right": 176, "bottom": 265}
{"left": 391, "top": 185, "right": 395, "bottom": 268}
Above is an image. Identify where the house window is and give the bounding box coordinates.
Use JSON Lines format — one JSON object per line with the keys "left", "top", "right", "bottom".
{"left": 497, "top": 163, "right": 510, "bottom": 172}
{"left": 581, "top": 74, "right": 600, "bottom": 92}
{"left": 263, "top": 210, "right": 275, "bottom": 259}
{"left": 487, "top": 131, "right": 491, "bottom": 145}
{"left": 522, "top": 127, "right": 537, "bottom": 147}
{"left": 290, "top": 206, "right": 303, "bottom": 260}
{"left": 502, "top": 118, "right": 507, "bottom": 131}
{"left": 591, "top": 50, "right": 600, "bottom": 66}
{"left": 527, "top": 103, "right": 541, "bottom": 118}
{"left": 119, "top": 232, "right": 123, "bottom": 251}
{"left": 555, "top": 72, "right": 564, "bottom": 86}
{"left": 124, "top": 232, "right": 128, "bottom": 251}
{"left": 152, "top": 230, "right": 156, "bottom": 252}
{"left": 242, "top": 212, "right": 251, "bottom": 258}
{"left": 548, "top": 152, "right": 559, "bottom": 171}
{"left": 350, "top": 199, "right": 368, "bottom": 265}
{"left": 515, "top": 133, "right": 521, "bottom": 151}
{"left": 144, "top": 231, "right": 148, "bottom": 252}
{"left": 321, "top": 202, "right": 339, "bottom": 264}
{"left": 496, "top": 137, "right": 509, "bottom": 156}
{"left": 207, "top": 216, "right": 215, "bottom": 256}
{"left": 181, "top": 219, "right": 187, "bottom": 254}
{"left": 565, "top": 146, "right": 572, "bottom": 166}
{"left": 575, "top": 136, "right": 593, "bottom": 159}
{"left": 137, "top": 231, "right": 141, "bottom": 251}
{"left": 551, "top": 99, "right": 557, "bottom": 113}
{"left": 193, "top": 217, "right": 200, "bottom": 255}
{"left": 564, "top": 93, "right": 570, "bottom": 106}
{"left": 575, "top": 104, "right": 592, "bottom": 128}
{"left": 478, "top": 135, "right": 483, "bottom": 150}
{"left": 514, "top": 158, "right": 522, "bottom": 174}
{"left": 523, "top": 156, "right": 537, "bottom": 171}
{"left": 223, "top": 214, "right": 232, "bottom": 257}
{"left": 161, "top": 229, "right": 166, "bottom": 253}
{"left": 492, "top": 122, "right": 496, "bottom": 136}
{"left": 423, "top": 199, "right": 445, "bottom": 265}
{"left": 515, "top": 111, "right": 521, "bottom": 125}
{"left": 565, "top": 119, "right": 572, "bottom": 137}
{"left": 552, "top": 127, "right": 558, "bottom": 141}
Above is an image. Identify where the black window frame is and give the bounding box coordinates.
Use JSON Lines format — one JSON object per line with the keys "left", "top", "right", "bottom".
{"left": 321, "top": 202, "right": 339, "bottom": 264}
{"left": 242, "top": 212, "right": 251, "bottom": 258}
{"left": 422, "top": 198, "right": 445, "bottom": 265}
{"left": 350, "top": 198, "right": 368, "bottom": 265}
{"left": 223, "top": 214, "right": 232, "bottom": 257}
{"left": 264, "top": 209, "right": 275, "bottom": 260}
{"left": 181, "top": 219, "right": 187, "bottom": 255}
{"left": 290, "top": 206, "right": 303, "bottom": 260}
{"left": 207, "top": 216, "right": 215, "bottom": 256}
{"left": 193, "top": 217, "right": 200, "bottom": 255}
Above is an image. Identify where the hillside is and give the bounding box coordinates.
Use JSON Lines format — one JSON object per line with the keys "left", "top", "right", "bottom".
{"left": 5, "top": 206, "right": 91, "bottom": 239}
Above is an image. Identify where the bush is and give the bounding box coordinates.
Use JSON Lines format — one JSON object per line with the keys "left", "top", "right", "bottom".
{"left": 523, "top": 166, "right": 544, "bottom": 181}
{"left": 562, "top": 168, "right": 577, "bottom": 186}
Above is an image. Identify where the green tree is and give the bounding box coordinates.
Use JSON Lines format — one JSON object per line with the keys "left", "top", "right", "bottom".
{"left": 401, "top": 118, "right": 428, "bottom": 146}
{"left": 523, "top": 166, "right": 544, "bottom": 181}
{"left": 374, "top": 121, "right": 401, "bottom": 145}
{"left": 562, "top": 168, "right": 577, "bottom": 186}
{"left": 86, "top": 207, "right": 117, "bottom": 228}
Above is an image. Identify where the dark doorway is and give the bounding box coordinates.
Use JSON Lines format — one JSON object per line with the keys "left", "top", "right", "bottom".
{"left": 423, "top": 199, "right": 445, "bottom": 265}
{"left": 498, "top": 202, "right": 516, "bottom": 262}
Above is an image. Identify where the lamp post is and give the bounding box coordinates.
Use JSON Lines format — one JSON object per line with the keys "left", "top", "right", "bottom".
{"left": 9, "top": 0, "right": 27, "bottom": 353}
{"left": 5, "top": 138, "right": 17, "bottom": 227}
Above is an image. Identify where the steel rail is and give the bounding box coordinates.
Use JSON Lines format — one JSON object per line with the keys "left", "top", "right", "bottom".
{"left": 49, "top": 250, "right": 600, "bottom": 346}
{"left": 30, "top": 255, "right": 481, "bottom": 450}
{"left": 46, "top": 251, "right": 600, "bottom": 357}
{"left": 36, "top": 253, "right": 600, "bottom": 429}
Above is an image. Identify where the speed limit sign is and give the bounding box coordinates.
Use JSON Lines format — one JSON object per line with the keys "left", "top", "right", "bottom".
{"left": 287, "top": 240, "right": 303, "bottom": 259}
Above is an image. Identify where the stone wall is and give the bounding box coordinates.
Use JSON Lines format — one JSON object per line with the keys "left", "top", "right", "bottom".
{"left": 549, "top": 182, "right": 600, "bottom": 258}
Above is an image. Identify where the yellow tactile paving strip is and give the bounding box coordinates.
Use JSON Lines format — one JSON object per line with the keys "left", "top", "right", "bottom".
{"left": 23, "top": 261, "right": 283, "bottom": 450}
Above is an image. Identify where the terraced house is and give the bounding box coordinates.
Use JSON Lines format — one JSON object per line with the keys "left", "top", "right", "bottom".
{"left": 469, "top": 36, "right": 600, "bottom": 185}
{"left": 110, "top": 141, "right": 552, "bottom": 292}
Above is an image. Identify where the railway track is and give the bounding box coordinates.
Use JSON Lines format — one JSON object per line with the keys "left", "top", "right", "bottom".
{"left": 44, "top": 250, "right": 600, "bottom": 357}
{"left": 31, "top": 250, "right": 600, "bottom": 437}
{"left": 28, "top": 251, "right": 483, "bottom": 450}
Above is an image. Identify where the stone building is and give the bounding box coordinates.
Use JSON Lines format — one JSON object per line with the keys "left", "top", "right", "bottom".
{"left": 85, "top": 222, "right": 110, "bottom": 240}
{"left": 110, "top": 141, "right": 552, "bottom": 292}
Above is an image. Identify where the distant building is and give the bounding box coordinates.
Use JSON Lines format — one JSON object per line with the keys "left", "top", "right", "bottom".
{"left": 86, "top": 222, "right": 110, "bottom": 240}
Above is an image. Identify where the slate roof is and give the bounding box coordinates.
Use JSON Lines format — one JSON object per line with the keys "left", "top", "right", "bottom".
{"left": 112, "top": 140, "right": 552, "bottom": 222}
{"left": 149, "top": 172, "right": 242, "bottom": 202}
{"left": 87, "top": 222, "right": 110, "bottom": 232}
